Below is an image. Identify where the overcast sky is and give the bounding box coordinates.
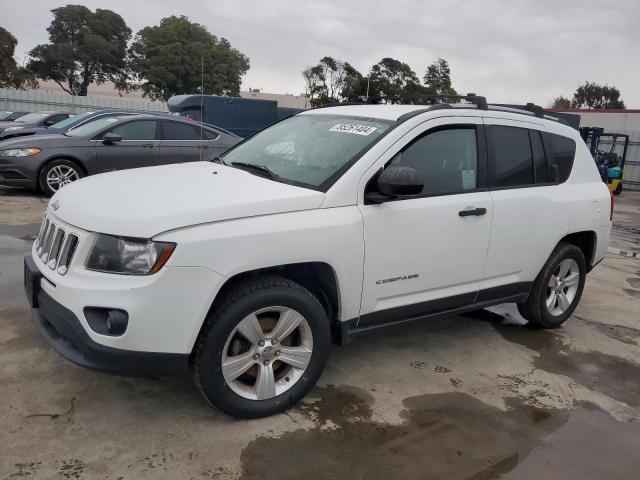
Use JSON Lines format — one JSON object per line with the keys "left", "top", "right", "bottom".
{"left": 5, "top": 0, "right": 639, "bottom": 107}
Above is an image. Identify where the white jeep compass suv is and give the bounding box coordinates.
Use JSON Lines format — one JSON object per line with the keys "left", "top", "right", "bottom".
{"left": 25, "top": 98, "right": 612, "bottom": 418}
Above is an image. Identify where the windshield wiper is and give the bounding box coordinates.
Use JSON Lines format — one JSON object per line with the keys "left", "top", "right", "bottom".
{"left": 230, "top": 161, "right": 280, "bottom": 180}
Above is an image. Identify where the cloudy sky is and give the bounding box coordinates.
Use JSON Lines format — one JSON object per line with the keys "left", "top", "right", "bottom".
{"left": 6, "top": 0, "right": 639, "bottom": 107}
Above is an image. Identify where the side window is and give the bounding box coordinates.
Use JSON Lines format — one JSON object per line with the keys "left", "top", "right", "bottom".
{"left": 544, "top": 132, "right": 576, "bottom": 183}
{"left": 201, "top": 128, "right": 220, "bottom": 140}
{"left": 387, "top": 127, "right": 478, "bottom": 195}
{"left": 487, "top": 126, "right": 533, "bottom": 187}
{"left": 530, "top": 130, "right": 549, "bottom": 184}
{"left": 108, "top": 120, "right": 157, "bottom": 140}
{"left": 45, "top": 114, "right": 68, "bottom": 125}
{"left": 162, "top": 121, "right": 203, "bottom": 140}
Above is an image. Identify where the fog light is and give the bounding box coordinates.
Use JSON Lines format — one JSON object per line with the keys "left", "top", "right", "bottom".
{"left": 84, "top": 307, "right": 128, "bottom": 336}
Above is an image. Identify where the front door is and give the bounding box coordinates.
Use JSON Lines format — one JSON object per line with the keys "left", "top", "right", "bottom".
{"left": 359, "top": 117, "right": 493, "bottom": 326}
{"left": 94, "top": 119, "right": 160, "bottom": 172}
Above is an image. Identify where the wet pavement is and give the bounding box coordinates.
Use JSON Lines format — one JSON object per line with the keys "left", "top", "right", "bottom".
{"left": 1, "top": 186, "right": 639, "bottom": 479}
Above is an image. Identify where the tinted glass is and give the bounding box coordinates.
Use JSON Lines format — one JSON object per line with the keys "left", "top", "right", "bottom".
{"left": 201, "top": 128, "right": 220, "bottom": 140}
{"left": 388, "top": 127, "right": 477, "bottom": 195}
{"left": 163, "top": 121, "right": 202, "bottom": 140}
{"left": 488, "top": 126, "right": 533, "bottom": 187}
{"left": 51, "top": 112, "right": 94, "bottom": 129}
{"left": 108, "top": 120, "right": 157, "bottom": 140}
{"left": 530, "top": 130, "right": 549, "bottom": 183}
{"left": 222, "top": 114, "right": 392, "bottom": 189}
{"left": 545, "top": 133, "right": 576, "bottom": 183}
{"left": 14, "top": 112, "right": 50, "bottom": 123}
{"left": 68, "top": 116, "right": 131, "bottom": 137}
{"left": 0, "top": 111, "right": 12, "bottom": 121}
{"left": 46, "top": 114, "right": 70, "bottom": 125}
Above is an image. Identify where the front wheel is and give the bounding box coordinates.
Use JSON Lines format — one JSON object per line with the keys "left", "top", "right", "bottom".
{"left": 192, "top": 276, "right": 331, "bottom": 418}
{"left": 38, "top": 159, "right": 84, "bottom": 197}
{"left": 518, "top": 242, "right": 586, "bottom": 328}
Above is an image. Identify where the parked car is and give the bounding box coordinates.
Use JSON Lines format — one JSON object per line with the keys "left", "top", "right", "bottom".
{"left": 24, "top": 101, "right": 612, "bottom": 418}
{"left": 0, "top": 114, "right": 240, "bottom": 195}
{"left": 0, "top": 111, "right": 72, "bottom": 136}
{"left": 0, "top": 108, "right": 187, "bottom": 142}
{"left": 0, "top": 111, "right": 29, "bottom": 122}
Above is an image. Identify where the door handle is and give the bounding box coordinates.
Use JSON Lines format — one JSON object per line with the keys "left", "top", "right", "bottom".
{"left": 142, "top": 144, "right": 156, "bottom": 148}
{"left": 459, "top": 207, "right": 487, "bottom": 217}
{"left": 197, "top": 145, "right": 209, "bottom": 149}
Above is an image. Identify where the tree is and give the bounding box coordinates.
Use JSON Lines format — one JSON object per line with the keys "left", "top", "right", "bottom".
{"left": 129, "top": 16, "right": 249, "bottom": 101}
{"left": 27, "top": 5, "right": 131, "bottom": 96}
{"left": 570, "top": 82, "right": 625, "bottom": 109}
{"left": 423, "top": 58, "right": 457, "bottom": 101}
{"left": 551, "top": 96, "right": 571, "bottom": 109}
{"left": 368, "top": 57, "right": 420, "bottom": 103}
{"left": 0, "top": 27, "right": 37, "bottom": 89}
{"left": 340, "top": 62, "right": 366, "bottom": 102}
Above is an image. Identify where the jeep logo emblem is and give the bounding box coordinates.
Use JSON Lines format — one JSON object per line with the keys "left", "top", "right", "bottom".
{"left": 52, "top": 200, "right": 60, "bottom": 211}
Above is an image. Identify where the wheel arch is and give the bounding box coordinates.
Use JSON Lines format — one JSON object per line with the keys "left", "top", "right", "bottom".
{"left": 196, "top": 262, "right": 343, "bottom": 351}
{"left": 559, "top": 230, "right": 597, "bottom": 272}
{"left": 38, "top": 156, "right": 88, "bottom": 180}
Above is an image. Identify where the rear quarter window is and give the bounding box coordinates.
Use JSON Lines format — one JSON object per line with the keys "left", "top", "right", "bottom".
{"left": 543, "top": 132, "right": 576, "bottom": 183}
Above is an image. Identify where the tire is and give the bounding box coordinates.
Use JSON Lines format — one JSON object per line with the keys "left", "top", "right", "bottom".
{"left": 518, "top": 242, "right": 586, "bottom": 328}
{"left": 613, "top": 182, "right": 623, "bottom": 196}
{"left": 38, "top": 159, "right": 84, "bottom": 197}
{"left": 192, "top": 275, "right": 331, "bottom": 418}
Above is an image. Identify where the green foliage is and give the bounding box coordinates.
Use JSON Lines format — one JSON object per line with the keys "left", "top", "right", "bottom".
{"left": 551, "top": 96, "right": 571, "bottom": 109}
{"left": 129, "top": 16, "right": 249, "bottom": 101}
{"left": 423, "top": 58, "right": 457, "bottom": 101}
{"left": 571, "top": 82, "right": 625, "bottom": 109}
{"left": 27, "top": 5, "right": 131, "bottom": 96}
{"left": 0, "top": 27, "right": 37, "bottom": 89}
{"left": 369, "top": 57, "right": 421, "bottom": 103}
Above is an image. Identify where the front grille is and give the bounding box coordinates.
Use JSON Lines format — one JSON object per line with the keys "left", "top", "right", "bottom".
{"left": 35, "top": 215, "right": 79, "bottom": 275}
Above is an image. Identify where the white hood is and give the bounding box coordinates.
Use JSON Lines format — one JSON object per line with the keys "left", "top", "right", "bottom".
{"left": 51, "top": 162, "right": 325, "bottom": 238}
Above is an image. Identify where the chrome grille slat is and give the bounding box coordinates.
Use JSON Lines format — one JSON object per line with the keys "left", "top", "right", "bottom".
{"left": 48, "top": 229, "right": 66, "bottom": 269}
{"left": 35, "top": 214, "right": 79, "bottom": 275}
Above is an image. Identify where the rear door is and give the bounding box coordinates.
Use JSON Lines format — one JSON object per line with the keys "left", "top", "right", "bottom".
{"left": 94, "top": 119, "right": 160, "bottom": 172}
{"left": 158, "top": 120, "right": 222, "bottom": 164}
{"left": 480, "top": 119, "right": 571, "bottom": 294}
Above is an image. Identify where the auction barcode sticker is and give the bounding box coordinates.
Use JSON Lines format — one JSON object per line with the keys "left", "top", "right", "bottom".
{"left": 329, "top": 124, "right": 378, "bottom": 136}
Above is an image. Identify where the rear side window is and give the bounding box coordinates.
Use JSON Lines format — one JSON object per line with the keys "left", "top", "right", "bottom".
{"left": 388, "top": 126, "right": 478, "bottom": 195}
{"left": 487, "top": 126, "right": 533, "bottom": 187}
{"left": 163, "top": 121, "right": 204, "bottom": 140}
{"left": 544, "top": 133, "right": 576, "bottom": 183}
{"left": 530, "top": 130, "right": 549, "bottom": 183}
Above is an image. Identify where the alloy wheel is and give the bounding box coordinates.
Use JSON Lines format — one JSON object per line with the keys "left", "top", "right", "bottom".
{"left": 546, "top": 258, "right": 580, "bottom": 316}
{"left": 46, "top": 165, "right": 79, "bottom": 192}
{"left": 221, "top": 306, "right": 313, "bottom": 400}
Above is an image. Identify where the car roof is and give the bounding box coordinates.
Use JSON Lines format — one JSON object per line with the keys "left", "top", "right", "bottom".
{"left": 300, "top": 103, "right": 575, "bottom": 133}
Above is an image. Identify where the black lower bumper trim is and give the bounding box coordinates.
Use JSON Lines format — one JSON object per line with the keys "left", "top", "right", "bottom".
{"left": 31, "top": 289, "right": 189, "bottom": 377}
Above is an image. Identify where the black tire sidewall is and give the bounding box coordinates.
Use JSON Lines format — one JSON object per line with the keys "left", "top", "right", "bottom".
{"left": 196, "top": 282, "right": 330, "bottom": 418}
{"left": 38, "top": 159, "right": 84, "bottom": 197}
{"left": 532, "top": 243, "right": 587, "bottom": 328}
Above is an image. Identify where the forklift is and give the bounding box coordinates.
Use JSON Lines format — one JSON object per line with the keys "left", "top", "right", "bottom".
{"left": 579, "top": 127, "right": 629, "bottom": 195}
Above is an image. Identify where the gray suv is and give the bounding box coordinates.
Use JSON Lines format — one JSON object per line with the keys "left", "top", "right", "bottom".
{"left": 0, "top": 115, "right": 241, "bottom": 196}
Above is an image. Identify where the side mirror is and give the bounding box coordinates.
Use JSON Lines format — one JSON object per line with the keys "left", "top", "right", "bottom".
{"left": 377, "top": 165, "right": 424, "bottom": 197}
{"left": 103, "top": 133, "right": 122, "bottom": 145}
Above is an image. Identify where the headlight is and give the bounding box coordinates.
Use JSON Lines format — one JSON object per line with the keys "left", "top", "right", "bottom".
{"left": 4, "top": 126, "right": 24, "bottom": 132}
{"left": 85, "top": 234, "right": 176, "bottom": 275}
{"left": 0, "top": 147, "right": 41, "bottom": 157}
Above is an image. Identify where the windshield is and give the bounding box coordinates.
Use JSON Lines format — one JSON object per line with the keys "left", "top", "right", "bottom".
{"left": 66, "top": 116, "right": 128, "bottom": 137}
{"left": 51, "top": 112, "right": 92, "bottom": 129}
{"left": 15, "top": 112, "right": 50, "bottom": 123}
{"left": 222, "top": 114, "right": 393, "bottom": 189}
{"left": 0, "top": 111, "right": 13, "bottom": 121}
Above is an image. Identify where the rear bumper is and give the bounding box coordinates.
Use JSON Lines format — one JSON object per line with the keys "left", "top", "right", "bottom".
{"left": 31, "top": 289, "right": 190, "bottom": 377}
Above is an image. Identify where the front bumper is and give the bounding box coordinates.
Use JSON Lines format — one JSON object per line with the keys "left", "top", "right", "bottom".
{"left": 0, "top": 155, "right": 40, "bottom": 188}
{"left": 26, "top": 255, "right": 189, "bottom": 377}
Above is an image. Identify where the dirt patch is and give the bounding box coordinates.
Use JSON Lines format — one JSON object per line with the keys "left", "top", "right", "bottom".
{"left": 623, "top": 288, "right": 640, "bottom": 299}
{"left": 575, "top": 316, "right": 640, "bottom": 346}
{"left": 240, "top": 385, "right": 571, "bottom": 480}
{"left": 627, "top": 277, "right": 640, "bottom": 290}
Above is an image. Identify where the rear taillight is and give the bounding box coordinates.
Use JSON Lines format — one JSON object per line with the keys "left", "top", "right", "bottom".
{"left": 610, "top": 189, "right": 614, "bottom": 221}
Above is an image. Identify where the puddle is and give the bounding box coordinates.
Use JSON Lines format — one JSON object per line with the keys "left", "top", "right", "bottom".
{"left": 240, "top": 385, "right": 640, "bottom": 480}
{"left": 627, "top": 277, "right": 640, "bottom": 290}
{"left": 575, "top": 316, "right": 640, "bottom": 346}
{"left": 467, "top": 309, "right": 640, "bottom": 409}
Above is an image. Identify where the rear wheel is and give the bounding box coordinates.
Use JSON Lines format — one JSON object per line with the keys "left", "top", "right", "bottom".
{"left": 518, "top": 242, "right": 586, "bottom": 328}
{"left": 38, "top": 159, "right": 84, "bottom": 197}
{"left": 192, "top": 276, "right": 330, "bottom": 418}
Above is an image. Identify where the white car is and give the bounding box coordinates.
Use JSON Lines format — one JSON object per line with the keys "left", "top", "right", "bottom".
{"left": 25, "top": 99, "right": 612, "bottom": 418}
